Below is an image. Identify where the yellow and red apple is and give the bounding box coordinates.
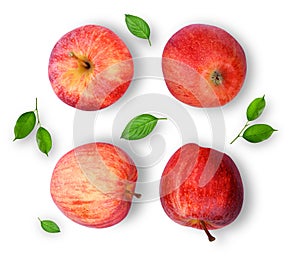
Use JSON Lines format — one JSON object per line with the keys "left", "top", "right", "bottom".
{"left": 50, "top": 142, "right": 140, "bottom": 228}
{"left": 162, "top": 24, "right": 247, "bottom": 107}
{"left": 48, "top": 25, "right": 134, "bottom": 111}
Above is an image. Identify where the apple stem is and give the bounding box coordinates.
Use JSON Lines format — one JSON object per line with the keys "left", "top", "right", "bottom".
{"left": 199, "top": 220, "right": 216, "bottom": 242}
{"left": 68, "top": 52, "right": 91, "bottom": 69}
{"left": 126, "top": 190, "right": 142, "bottom": 199}
{"left": 133, "top": 192, "right": 142, "bottom": 198}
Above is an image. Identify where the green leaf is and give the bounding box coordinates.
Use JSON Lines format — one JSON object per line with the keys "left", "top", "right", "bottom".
{"left": 246, "top": 95, "right": 266, "bottom": 121}
{"left": 121, "top": 114, "right": 167, "bottom": 140}
{"left": 242, "top": 124, "right": 277, "bottom": 143}
{"left": 38, "top": 218, "right": 60, "bottom": 233}
{"left": 14, "top": 111, "right": 36, "bottom": 140}
{"left": 125, "top": 14, "right": 151, "bottom": 46}
{"left": 36, "top": 127, "right": 52, "bottom": 156}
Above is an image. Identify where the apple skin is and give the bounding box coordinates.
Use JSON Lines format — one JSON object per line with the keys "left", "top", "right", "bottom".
{"left": 50, "top": 142, "right": 139, "bottom": 228}
{"left": 162, "top": 24, "right": 247, "bottom": 107}
{"left": 160, "top": 143, "right": 243, "bottom": 240}
{"left": 48, "top": 25, "right": 134, "bottom": 111}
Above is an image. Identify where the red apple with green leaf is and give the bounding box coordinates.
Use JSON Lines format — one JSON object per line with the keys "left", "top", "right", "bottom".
{"left": 160, "top": 143, "right": 244, "bottom": 241}
{"left": 50, "top": 142, "right": 140, "bottom": 228}
{"left": 162, "top": 24, "right": 247, "bottom": 107}
{"left": 48, "top": 25, "right": 134, "bottom": 111}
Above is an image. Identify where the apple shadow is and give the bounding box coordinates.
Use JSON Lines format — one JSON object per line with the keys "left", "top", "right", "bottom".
{"left": 116, "top": 196, "right": 158, "bottom": 230}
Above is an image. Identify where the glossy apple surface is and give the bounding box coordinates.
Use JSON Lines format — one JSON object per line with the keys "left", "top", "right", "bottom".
{"left": 50, "top": 142, "right": 139, "bottom": 228}
{"left": 160, "top": 143, "right": 243, "bottom": 241}
{"left": 48, "top": 25, "right": 134, "bottom": 110}
{"left": 162, "top": 24, "right": 247, "bottom": 107}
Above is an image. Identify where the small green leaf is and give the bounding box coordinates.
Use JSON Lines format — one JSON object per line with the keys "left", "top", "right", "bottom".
{"left": 125, "top": 14, "right": 151, "bottom": 46}
{"left": 121, "top": 114, "right": 167, "bottom": 140}
{"left": 246, "top": 95, "right": 266, "bottom": 121}
{"left": 14, "top": 111, "right": 36, "bottom": 140}
{"left": 38, "top": 218, "right": 60, "bottom": 233}
{"left": 36, "top": 127, "right": 52, "bottom": 156}
{"left": 242, "top": 124, "right": 277, "bottom": 143}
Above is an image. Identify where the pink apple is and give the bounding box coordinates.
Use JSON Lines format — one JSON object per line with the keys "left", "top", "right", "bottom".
{"left": 48, "top": 25, "right": 134, "bottom": 111}
{"left": 50, "top": 142, "right": 140, "bottom": 228}
{"left": 162, "top": 24, "right": 247, "bottom": 107}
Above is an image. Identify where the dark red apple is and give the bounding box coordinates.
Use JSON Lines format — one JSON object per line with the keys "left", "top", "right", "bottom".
{"left": 162, "top": 24, "right": 247, "bottom": 107}
{"left": 160, "top": 143, "right": 243, "bottom": 241}
{"left": 48, "top": 25, "right": 134, "bottom": 111}
{"left": 50, "top": 142, "right": 140, "bottom": 228}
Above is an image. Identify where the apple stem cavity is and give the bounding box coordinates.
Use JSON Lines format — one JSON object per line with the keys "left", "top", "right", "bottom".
{"left": 210, "top": 70, "right": 223, "bottom": 86}
{"left": 199, "top": 220, "right": 216, "bottom": 242}
{"left": 68, "top": 52, "right": 91, "bottom": 70}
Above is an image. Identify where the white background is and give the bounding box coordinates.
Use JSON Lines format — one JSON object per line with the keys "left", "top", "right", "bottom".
{"left": 1, "top": 0, "right": 299, "bottom": 256}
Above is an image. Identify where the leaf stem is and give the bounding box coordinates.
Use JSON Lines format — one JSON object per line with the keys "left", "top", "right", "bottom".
{"left": 230, "top": 121, "right": 249, "bottom": 144}
{"left": 147, "top": 38, "right": 152, "bottom": 46}
{"left": 157, "top": 117, "right": 167, "bottom": 121}
{"left": 35, "top": 97, "right": 41, "bottom": 127}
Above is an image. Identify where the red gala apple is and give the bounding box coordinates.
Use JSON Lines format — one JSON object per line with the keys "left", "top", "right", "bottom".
{"left": 50, "top": 142, "right": 140, "bottom": 228}
{"left": 160, "top": 143, "right": 243, "bottom": 241}
{"left": 48, "top": 25, "right": 134, "bottom": 111}
{"left": 162, "top": 24, "right": 247, "bottom": 107}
